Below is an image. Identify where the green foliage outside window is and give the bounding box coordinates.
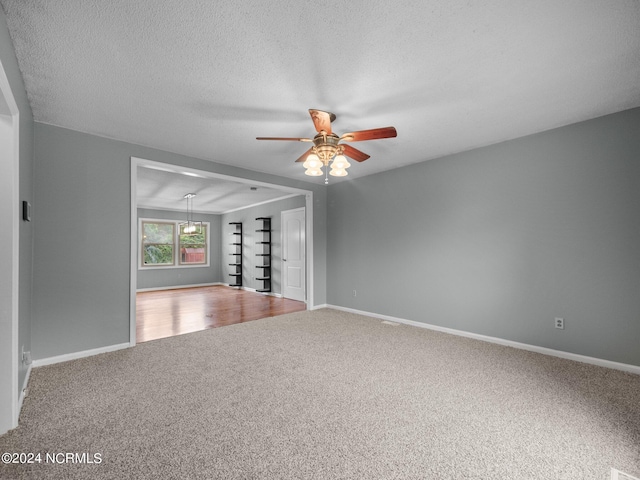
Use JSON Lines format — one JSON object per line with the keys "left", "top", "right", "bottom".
{"left": 179, "top": 227, "right": 207, "bottom": 264}
{"left": 141, "top": 220, "right": 209, "bottom": 267}
{"left": 142, "top": 222, "right": 175, "bottom": 266}
{"left": 179, "top": 230, "right": 206, "bottom": 245}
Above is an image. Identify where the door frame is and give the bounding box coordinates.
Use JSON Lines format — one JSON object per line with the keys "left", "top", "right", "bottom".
{"left": 0, "top": 56, "right": 20, "bottom": 435}
{"left": 129, "top": 157, "right": 314, "bottom": 346}
{"left": 281, "top": 207, "right": 306, "bottom": 302}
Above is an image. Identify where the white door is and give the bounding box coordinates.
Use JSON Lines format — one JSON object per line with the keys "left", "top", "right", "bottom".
{"left": 281, "top": 208, "right": 305, "bottom": 302}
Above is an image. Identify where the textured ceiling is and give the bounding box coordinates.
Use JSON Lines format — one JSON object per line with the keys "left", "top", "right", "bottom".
{"left": 2, "top": 0, "right": 640, "bottom": 185}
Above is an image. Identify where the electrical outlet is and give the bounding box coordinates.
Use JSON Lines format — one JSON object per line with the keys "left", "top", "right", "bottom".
{"left": 353, "top": 290, "right": 357, "bottom": 297}
{"left": 555, "top": 317, "right": 564, "bottom": 329}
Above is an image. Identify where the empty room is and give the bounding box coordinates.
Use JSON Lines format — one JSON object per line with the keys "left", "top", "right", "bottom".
{"left": 1, "top": 1, "right": 639, "bottom": 479}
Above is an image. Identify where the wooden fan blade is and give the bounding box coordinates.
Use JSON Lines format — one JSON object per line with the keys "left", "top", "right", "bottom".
{"left": 341, "top": 144, "right": 370, "bottom": 162}
{"left": 340, "top": 126, "right": 397, "bottom": 142}
{"left": 309, "top": 109, "right": 334, "bottom": 134}
{"left": 256, "top": 137, "right": 312, "bottom": 142}
{"left": 295, "top": 148, "right": 314, "bottom": 163}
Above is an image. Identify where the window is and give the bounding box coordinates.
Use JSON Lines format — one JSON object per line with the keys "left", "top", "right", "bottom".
{"left": 142, "top": 221, "right": 175, "bottom": 266}
{"left": 179, "top": 227, "right": 207, "bottom": 265}
{"left": 140, "top": 219, "right": 209, "bottom": 268}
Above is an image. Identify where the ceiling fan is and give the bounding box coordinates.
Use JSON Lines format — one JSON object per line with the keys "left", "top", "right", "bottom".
{"left": 257, "top": 109, "right": 397, "bottom": 183}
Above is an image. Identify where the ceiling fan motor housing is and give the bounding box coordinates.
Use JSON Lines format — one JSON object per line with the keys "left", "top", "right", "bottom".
{"left": 313, "top": 133, "right": 341, "bottom": 163}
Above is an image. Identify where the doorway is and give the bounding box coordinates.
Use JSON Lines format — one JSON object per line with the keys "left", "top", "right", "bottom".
{"left": 130, "top": 157, "right": 314, "bottom": 346}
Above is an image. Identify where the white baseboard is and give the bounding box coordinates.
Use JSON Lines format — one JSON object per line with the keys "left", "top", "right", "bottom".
{"left": 227, "top": 285, "right": 282, "bottom": 298}
{"left": 136, "top": 282, "right": 223, "bottom": 293}
{"left": 32, "top": 343, "right": 131, "bottom": 368}
{"left": 140, "top": 283, "right": 281, "bottom": 295}
{"left": 327, "top": 305, "right": 640, "bottom": 376}
{"left": 310, "top": 303, "right": 329, "bottom": 311}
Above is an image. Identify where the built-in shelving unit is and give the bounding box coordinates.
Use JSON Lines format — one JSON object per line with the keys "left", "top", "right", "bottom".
{"left": 255, "top": 217, "right": 271, "bottom": 293}
{"left": 228, "top": 222, "right": 242, "bottom": 287}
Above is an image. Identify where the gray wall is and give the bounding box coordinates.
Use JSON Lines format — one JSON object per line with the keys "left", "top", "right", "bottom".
{"left": 33, "top": 122, "right": 327, "bottom": 360}
{"left": 328, "top": 108, "right": 640, "bottom": 367}
{"left": 222, "top": 196, "right": 306, "bottom": 294}
{"left": 136, "top": 208, "right": 223, "bottom": 290}
{"left": 1, "top": 7, "right": 34, "bottom": 396}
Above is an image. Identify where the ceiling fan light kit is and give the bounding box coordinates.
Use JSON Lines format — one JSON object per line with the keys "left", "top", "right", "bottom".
{"left": 329, "top": 167, "right": 348, "bottom": 177}
{"left": 257, "top": 109, "right": 396, "bottom": 184}
{"left": 302, "top": 155, "right": 323, "bottom": 176}
{"left": 302, "top": 153, "right": 321, "bottom": 169}
{"left": 305, "top": 167, "right": 324, "bottom": 177}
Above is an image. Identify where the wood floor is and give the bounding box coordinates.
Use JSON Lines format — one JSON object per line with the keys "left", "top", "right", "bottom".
{"left": 136, "top": 285, "right": 306, "bottom": 343}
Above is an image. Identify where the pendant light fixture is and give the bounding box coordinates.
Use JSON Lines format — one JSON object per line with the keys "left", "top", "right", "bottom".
{"left": 179, "top": 193, "right": 202, "bottom": 236}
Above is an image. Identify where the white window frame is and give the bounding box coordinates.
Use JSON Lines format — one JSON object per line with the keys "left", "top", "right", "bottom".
{"left": 139, "top": 218, "right": 211, "bottom": 269}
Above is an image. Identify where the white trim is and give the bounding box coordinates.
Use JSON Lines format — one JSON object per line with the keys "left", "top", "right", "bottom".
{"left": 18, "top": 364, "right": 32, "bottom": 413}
{"left": 235, "top": 285, "right": 283, "bottom": 298}
{"left": 305, "top": 195, "right": 314, "bottom": 307}
{"left": 0, "top": 56, "right": 20, "bottom": 435}
{"left": 138, "top": 193, "right": 301, "bottom": 216}
{"left": 611, "top": 468, "right": 640, "bottom": 480}
{"left": 327, "top": 305, "right": 640, "bottom": 376}
{"left": 310, "top": 303, "right": 329, "bottom": 311}
{"left": 218, "top": 283, "right": 284, "bottom": 298}
{"left": 132, "top": 157, "right": 310, "bottom": 197}
{"left": 222, "top": 193, "right": 301, "bottom": 214}
{"left": 130, "top": 160, "right": 138, "bottom": 346}
{"left": 32, "top": 343, "right": 131, "bottom": 368}
{"left": 138, "top": 282, "right": 289, "bottom": 301}
{"left": 137, "top": 282, "right": 223, "bottom": 292}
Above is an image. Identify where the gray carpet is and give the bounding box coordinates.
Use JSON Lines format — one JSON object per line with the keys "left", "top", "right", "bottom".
{"left": 1, "top": 309, "right": 639, "bottom": 479}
